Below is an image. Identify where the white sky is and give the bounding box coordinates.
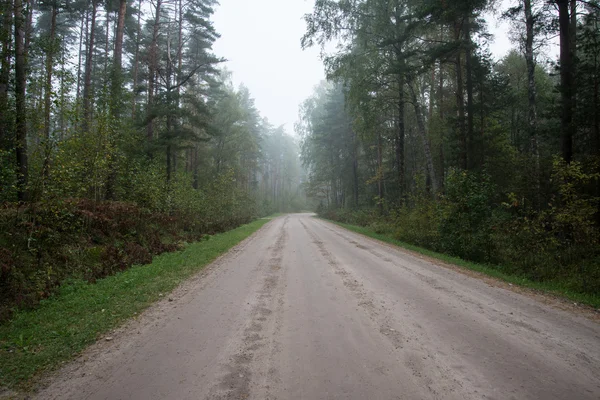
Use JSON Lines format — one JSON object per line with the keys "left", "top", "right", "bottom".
{"left": 212, "top": 0, "right": 517, "bottom": 133}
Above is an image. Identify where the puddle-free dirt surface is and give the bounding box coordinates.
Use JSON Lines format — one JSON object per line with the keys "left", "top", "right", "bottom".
{"left": 37, "top": 214, "right": 600, "bottom": 400}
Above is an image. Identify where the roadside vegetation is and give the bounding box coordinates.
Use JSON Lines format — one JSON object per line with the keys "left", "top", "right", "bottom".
{"left": 325, "top": 218, "right": 600, "bottom": 309}
{"left": 299, "top": 1, "right": 600, "bottom": 299}
{"left": 0, "top": 0, "right": 308, "bottom": 324}
{"left": 0, "top": 217, "right": 271, "bottom": 390}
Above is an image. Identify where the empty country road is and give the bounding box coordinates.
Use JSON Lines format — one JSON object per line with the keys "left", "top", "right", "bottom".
{"left": 38, "top": 214, "right": 600, "bottom": 400}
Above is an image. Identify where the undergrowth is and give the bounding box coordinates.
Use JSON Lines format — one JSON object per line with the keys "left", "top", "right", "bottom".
{"left": 0, "top": 196, "right": 257, "bottom": 323}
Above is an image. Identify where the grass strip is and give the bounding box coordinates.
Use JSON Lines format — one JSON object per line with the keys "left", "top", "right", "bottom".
{"left": 0, "top": 217, "right": 272, "bottom": 390}
{"left": 324, "top": 218, "right": 600, "bottom": 309}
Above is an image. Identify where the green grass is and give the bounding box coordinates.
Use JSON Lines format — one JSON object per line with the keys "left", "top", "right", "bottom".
{"left": 324, "top": 218, "right": 600, "bottom": 309}
{"left": 0, "top": 217, "right": 273, "bottom": 390}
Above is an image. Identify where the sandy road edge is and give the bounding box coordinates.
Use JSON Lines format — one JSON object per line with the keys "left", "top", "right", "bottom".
{"left": 0, "top": 217, "right": 280, "bottom": 400}
{"left": 316, "top": 217, "right": 600, "bottom": 323}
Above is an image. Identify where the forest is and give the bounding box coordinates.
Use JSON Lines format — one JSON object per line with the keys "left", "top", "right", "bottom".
{"left": 1, "top": 0, "right": 599, "bottom": 324}
{"left": 298, "top": 0, "right": 600, "bottom": 297}
{"left": 0, "top": 0, "right": 306, "bottom": 320}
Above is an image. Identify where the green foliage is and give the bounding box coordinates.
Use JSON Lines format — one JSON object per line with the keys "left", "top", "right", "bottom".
{"left": 436, "top": 169, "right": 496, "bottom": 262}
{"left": 392, "top": 196, "right": 440, "bottom": 250}
{"left": 493, "top": 159, "right": 600, "bottom": 292}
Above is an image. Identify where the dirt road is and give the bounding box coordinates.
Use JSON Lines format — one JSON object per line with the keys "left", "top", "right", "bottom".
{"left": 38, "top": 214, "right": 600, "bottom": 400}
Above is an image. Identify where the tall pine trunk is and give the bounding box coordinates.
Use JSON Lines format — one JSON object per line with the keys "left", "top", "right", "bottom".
{"left": 377, "top": 131, "right": 383, "bottom": 214}
{"left": 82, "top": 0, "right": 98, "bottom": 132}
{"left": 438, "top": 59, "right": 445, "bottom": 190}
{"left": 352, "top": 129, "right": 359, "bottom": 207}
{"left": 42, "top": 2, "right": 57, "bottom": 180}
{"left": 103, "top": 6, "right": 110, "bottom": 100}
{"left": 75, "top": 11, "right": 85, "bottom": 117}
{"left": 58, "top": 47, "right": 66, "bottom": 137}
{"left": 454, "top": 21, "right": 468, "bottom": 170}
{"left": 166, "top": 32, "right": 174, "bottom": 185}
{"left": 177, "top": 0, "right": 183, "bottom": 102}
{"left": 524, "top": 0, "right": 540, "bottom": 208}
{"left": 558, "top": 0, "right": 574, "bottom": 163}
{"left": 396, "top": 70, "right": 405, "bottom": 200}
{"left": 570, "top": 0, "right": 577, "bottom": 156}
{"left": 393, "top": 8, "right": 406, "bottom": 201}
{"left": 147, "top": 0, "right": 161, "bottom": 142}
{"left": 464, "top": 15, "right": 475, "bottom": 170}
{"left": 106, "top": 0, "right": 127, "bottom": 200}
{"left": 132, "top": 0, "right": 142, "bottom": 119}
{"left": 409, "top": 83, "right": 438, "bottom": 194}
{"left": 14, "top": 0, "right": 28, "bottom": 201}
{"left": 0, "top": 0, "right": 12, "bottom": 150}
{"left": 192, "top": 146, "right": 199, "bottom": 190}
{"left": 110, "top": 0, "right": 126, "bottom": 118}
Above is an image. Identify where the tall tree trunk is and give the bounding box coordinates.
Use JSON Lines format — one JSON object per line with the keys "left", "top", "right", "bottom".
{"left": 82, "top": 0, "right": 98, "bottom": 132}
{"left": 524, "top": 0, "right": 540, "bottom": 208}
{"left": 0, "top": 0, "right": 12, "bottom": 150}
{"left": 147, "top": 0, "right": 161, "bottom": 142}
{"left": 396, "top": 71, "right": 405, "bottom": 200}
{"left": 393, "top": 7, "right": 406, "bottom": 201}
{"left": 595, "top": 73, "right": 599, "bottom": 158}
{"left": 329, "top": 147, "right": 337, "bottom": 207}
{"left": 570, "top": 0, "right": 577, "bottom": 149}
{"left": 173, "top": 0, "right": 184, "bottom": 176}
{"left": 594, "top": 67, "right": 600, "bottom": 224}
{"left": 14, "top": 0, "right": 28, "bottom": 201}
{"left": 24, "top": 0, "right": 32, "bottom": 56}
{"left": 464, "top": 15, "right": 475, "bottom": 170}
{"left": 192, "top": 146, "right": 199, "bottom": 190}
{"left": 103, "top": 5, "right": 110, "bottom": 100}
{"left": 110, "top": 0, "right": 126, "bottom": 118}
{"left": 454, "top": 21, "right": 468, "bottom": 170}
{"left": 570, "top": 0, "right": 577, "bottom": 66}
{"left": 42, "top": 2, "right": 57, "bottom": 180}
{"left": 58, "top": 47, "right": 65, "bottom": 137}
{"left": 558, "top": 0, "right": 574, "bottom": 163}
{"left": 524, "top": 0, "right": 538, "bottom": 125}
{"left": 438, "top": 60, "right": 445, "bottom": 190}
{"left": 177, "top": 0, "right": 183, "bottom": 101}
{"left": 166, "top": 32, "right": 174, "bottom": 185}
{"left": 409, "top": 83, "right": 438, "bottom": 194}
{"left": 105, "top": 0, "right": 127, "bottom": 200}
{"left": 429, "top": 62, "right": 436, "bottom": 121}
{"left": 377, "top": 131, "right": 383, "bottom": 214}
{"left": 75, "top": 10, "right": 85, "bottom": 117}
{"left": 172, "top": 0, "right": 184, "bottom": 178}
{"left": 132, "top": 0, "right": 142, "bottom": 118}
{"left": 352, "top": 129, "right": 359, "bottom": 207}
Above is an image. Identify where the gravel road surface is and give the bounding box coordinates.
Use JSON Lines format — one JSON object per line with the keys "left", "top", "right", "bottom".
{"left": 37, "top": 214, "right": 600, "bottom": 400}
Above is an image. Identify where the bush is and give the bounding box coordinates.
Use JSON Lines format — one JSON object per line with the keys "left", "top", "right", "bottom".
{"left": 436, "top": 169, "right": 497, "bottom": 263}
{"left": 493, "top": 159, "right": 600, "bottom": 292}
{"left": 393, "top": 195, "right": 440, "bottom": 250}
